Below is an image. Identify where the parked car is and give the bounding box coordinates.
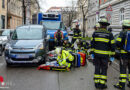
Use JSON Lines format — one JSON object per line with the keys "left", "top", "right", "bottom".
{"left": 4, "top": 25, "right": 49, "bottom": 66}
{"left": 0, "top": 29, "right": 13, "bottom": 55}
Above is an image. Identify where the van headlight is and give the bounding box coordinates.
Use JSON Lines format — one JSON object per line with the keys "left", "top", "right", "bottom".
{"left": 35, "top": 43, "right": 44, "bottom": 50}
{"left": 5, "top": 44, "right": 12, "bottom": 50}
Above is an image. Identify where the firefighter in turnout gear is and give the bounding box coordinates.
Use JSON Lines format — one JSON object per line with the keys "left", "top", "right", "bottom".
{"left": 63, "top": 40, "right": 71, "bottom": 50}
{"left": 54, "top": 29, "right": 64, "bottom": 46}
{"left": 76, "top": 39, "right": 89, "bottom": 53}
{"left": 71, "top": 25, "right": 82, "bottom": 49}
{"left": 114, "top": 20, "right": 130, "bottom": 90}
{"left": 91, "top": 18, "right": 115, "bottom": 89}
{"left": 55, "top": 48, "right": 74, "bottom": 68}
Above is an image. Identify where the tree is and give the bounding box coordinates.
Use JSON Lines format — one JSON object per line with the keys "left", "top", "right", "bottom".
{"left": 61, "top": 0, "right": 77, "bottom": 27}
{"left": 18, "top": 0, "right": 40, "bottom": 24}
{"left": 78, "top": 0, "right": 91, "bottom": 37}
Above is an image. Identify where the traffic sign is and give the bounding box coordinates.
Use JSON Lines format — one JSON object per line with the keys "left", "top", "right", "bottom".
{"left": 106, "top": 5, "right": 112, "bottom": 11}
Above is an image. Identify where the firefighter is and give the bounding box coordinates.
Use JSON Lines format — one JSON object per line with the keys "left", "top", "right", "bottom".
{"left": 63, "top": 40, "right": 71, "bottom": 50}
{"left": 71, "top": 25, "right": 82, "bottom": 49}
{"left": 94, "top": 23, "right": 100, "bottom": 31}
{"left": 54, "top": 29, "right": 64, "bottom": 46}
{"left": 55, "top": 48, "right": 74, "bottom": 68}
{"left": 91, "top": 18, "right": 115, "bottom": 89}
{"left": 114, "top": 20, "right": 130, "bottom": 90}
{"left": 76, "top": 39, "right": 89, "bottom": 53}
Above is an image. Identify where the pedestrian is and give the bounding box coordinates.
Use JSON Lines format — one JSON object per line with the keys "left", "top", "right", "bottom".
{"left": 91, "top": 18, "right": 115, "bottom": 89}
{"left": 114, "top": 20, "right": 130, "bottom": 90}
{"left": 71, "top": 24, "right": 82, "bottom": 49}
{"left": 55, "top": 48, "right": 74, "bottom": 69}
{"left": 54, "top": 29, "right": 64, "bottom": 47}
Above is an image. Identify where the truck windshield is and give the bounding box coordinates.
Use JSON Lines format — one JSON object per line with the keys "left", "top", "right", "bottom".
{"left": 42, "top": 21, "right": 60, "bottom": 30}
{"left": 12, "top": 27, "right": 43, "bottom": 40}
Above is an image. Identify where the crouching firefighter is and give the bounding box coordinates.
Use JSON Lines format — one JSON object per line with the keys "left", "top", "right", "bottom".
{"left": 114, "top": 20, "right": 130, "bottom": 90}
{"left": 54, "top": 29, "right": 64, "bottom": 46}
{"left": 91, "top": 18, "right": 115, "bottom": 89}
{"left": 63, "top": 40, "right": 71, "bottom": 50}
{"left": 55, "top": 48, "right": 74, "bottom": 69}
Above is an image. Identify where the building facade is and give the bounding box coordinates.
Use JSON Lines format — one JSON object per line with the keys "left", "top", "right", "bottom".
{"left": 87, "top": 0, "right": 99, "bottom": 36}
{"left": 99, "top": 0, "right": 130, "bottom": 30}
{"left": 0, "top": 0, "right": 7, "bottom": 29}
{"left": 7, "top": 0, "right": 22, "bottom": 29}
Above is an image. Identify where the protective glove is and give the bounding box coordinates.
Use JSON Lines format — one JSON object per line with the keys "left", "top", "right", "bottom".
{"left": 110, "top": 57, "right": 115, "bottom": 62}
{"left": 91, "top": 54, "right": 94, "bottom": 59}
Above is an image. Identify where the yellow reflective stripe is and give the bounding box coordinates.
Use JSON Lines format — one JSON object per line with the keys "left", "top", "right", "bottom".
{"left": 110, "top": 52, "right": 115, "bottom": 55}
{"left": 111, "top": 40, "right": 115, "bottom": 44}
{"left": 128, "top": 74, "right": 130, "bottom": 77}
{"left": 120, "top": 50, "right": 127, "bottom": 53}
{"left": 119, "top": 79, "right": 126, "bottom": 83}
{"left": 95, "top": 38, "right": 109, "bottom": 43}
{"left": 101, "top": 75, "right": 107, "bottom": 79}
{"left": 91, "top": 37, "right": 93, "bottom": 41}
{"left": 116, "top": 38, "right": 122, "bottom": 42}
{"left": 94, "top": 49, "right": 110, "bottom": 55}
{"left": 94, "top": 80, "right": 100, "bottom": 83}
{"left": 94, "top": 75, "right": 100, "bottom": 78}
{"left": 90, "top": 48, "right": 94, "bottom": 52}
{"left": 120, "top": 74, "right": 127, "bottom": 78}
{"left": 100, "top": 80, "right": 105, "bottom": 84}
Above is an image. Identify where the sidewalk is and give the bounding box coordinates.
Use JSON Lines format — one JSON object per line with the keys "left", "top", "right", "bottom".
{"left": 58, "top": 61, "right": 129, "bottom": 90}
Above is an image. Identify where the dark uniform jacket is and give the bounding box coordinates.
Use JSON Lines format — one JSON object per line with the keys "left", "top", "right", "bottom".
{"left": 116, "top": 29, "right": 130, "bottom": 59}
{"left": 63, "top": 42, "right": 71, "bottom": 49}
{"left": 91, "top": 28, "right": 115, "bottom": 58}
{"left": 73, "top": 28, "right": 82, "bottom": 39}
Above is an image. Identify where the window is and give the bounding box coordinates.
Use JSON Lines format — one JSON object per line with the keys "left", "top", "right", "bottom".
{"left": 120, "top": 8, "right": 125, "bottom": 23}
{"left": 2, "top": 0, "right": 5, "bottom": 8}
{"left": 1, "top": 15, "right": 5, "bottom": 29}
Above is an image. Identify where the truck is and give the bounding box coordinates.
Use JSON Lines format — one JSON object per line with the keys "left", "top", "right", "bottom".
{"left": 36, "top": 13, "right": 68, "bottom": 50}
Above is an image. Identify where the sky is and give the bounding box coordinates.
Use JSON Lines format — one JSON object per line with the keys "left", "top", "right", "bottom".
{"left": 39, "top": 0, "right": 77, "bottom": 12}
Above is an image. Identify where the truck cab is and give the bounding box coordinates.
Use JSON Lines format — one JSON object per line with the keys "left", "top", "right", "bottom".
{"left": 38, "top": 13, "right": 68, "bottom": 50}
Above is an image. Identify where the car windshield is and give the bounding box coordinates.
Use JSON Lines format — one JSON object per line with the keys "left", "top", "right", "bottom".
{"left": 12, "top": 26, "right": 43, "bottom": 40}
{"left": 42, "top": 21, "right": 60, "bottom": 30}
{"left": 2, "top": 30, "right": 10, "bottom": 36}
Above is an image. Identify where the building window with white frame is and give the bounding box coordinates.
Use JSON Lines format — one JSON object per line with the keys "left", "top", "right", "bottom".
{"left": 120, "top": 8, "right": 125, "bottom": 24}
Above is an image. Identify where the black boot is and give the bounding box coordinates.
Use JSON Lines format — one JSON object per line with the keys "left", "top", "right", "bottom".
{"left": 95, "top": 83, "right": 100, "bottom": 89}
{"left": 114, "top": 84, "right": 125, "bottom": 90}
{"left": 127, "top": 83, "right": 130, "bottom": 88}
{"left": 100, "top": 84, "right": 107, "bottom": 89}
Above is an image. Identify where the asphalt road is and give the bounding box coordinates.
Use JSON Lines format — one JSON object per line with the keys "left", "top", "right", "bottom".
{"left": 0, "top": 56, "right": 129, "bottom": 90}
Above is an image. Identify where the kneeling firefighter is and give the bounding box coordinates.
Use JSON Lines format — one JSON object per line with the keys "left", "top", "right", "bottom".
{"left": 63, "top": 40, "right": 71, "bottom": 50}
{"left": 76, "top": 39, "right": 89, "bottom": 53}
{"left": 55, "top": 48, "right": 74, "bottom": 68}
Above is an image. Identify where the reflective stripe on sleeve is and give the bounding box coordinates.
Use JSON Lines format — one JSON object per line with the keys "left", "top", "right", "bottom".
{"left": 116, "top": 38, "right": 122, "bottom": 42}
{"left": 111, "top": 40, "right": 115, "bottom": 44}
{"left": 95, "top": 38, "right": 109, "bottom": 43}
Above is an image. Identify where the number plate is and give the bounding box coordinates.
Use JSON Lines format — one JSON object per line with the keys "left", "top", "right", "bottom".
{"left": 16, "top": 55, "right": 29, "bottom": 59}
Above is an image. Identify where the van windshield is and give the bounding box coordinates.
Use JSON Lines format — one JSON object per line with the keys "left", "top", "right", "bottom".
{"left": 42, "top": 21, "right": 60, "bottom": 30}
{"left": 12, "top": 26, "right": 43, "bottom": 40}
